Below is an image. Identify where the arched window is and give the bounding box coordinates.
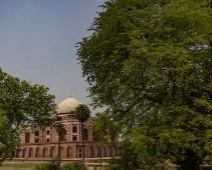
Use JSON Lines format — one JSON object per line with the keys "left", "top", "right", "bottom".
{"left": 83, "top": 128, "right": 88, "bottom": 141}
{"left": 35, "top": 138, "right": 39, "bottom": 143}
{"left": 35, "top": 131, "right": 39, "bottom": 136}
{"left": 47, "top": 130, "right": 50, "bottom": 135}
{"left": 72, "top": 126, "right": 77, "bottom": 133}
{"left": 72, "top": 136, "right": 77, "bottom": 141}
{"left": 47, "top": 138, "right": 50, "bottom": 142}
{"left": 25, "top": 132, "right": 30, "bottom": 143}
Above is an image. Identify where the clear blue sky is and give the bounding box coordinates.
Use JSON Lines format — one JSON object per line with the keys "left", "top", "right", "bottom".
{"left": 0, "top": 0, "right": 106, "bottom": 113}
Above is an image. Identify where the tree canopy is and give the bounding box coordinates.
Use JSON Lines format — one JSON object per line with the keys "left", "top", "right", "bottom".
{"left": 0, "top": 68, "right": 56, "bottom": 162}
{"left": 75, "top": 104, "right": 91, "bottom": 123}
{"left": 77, "top": 0, "right": 212, "bottom": 169}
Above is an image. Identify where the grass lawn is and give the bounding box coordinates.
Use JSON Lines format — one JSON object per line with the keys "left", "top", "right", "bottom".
{"left": 0, "top": 163, "right": 101, "bottom": 170}
{"left": 0, "top": 163, "right": 36, "bottom": 169}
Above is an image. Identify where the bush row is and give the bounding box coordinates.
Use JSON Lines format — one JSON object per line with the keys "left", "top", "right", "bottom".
{"left": 35, "top": 157, "right": 87, "bottom": 170}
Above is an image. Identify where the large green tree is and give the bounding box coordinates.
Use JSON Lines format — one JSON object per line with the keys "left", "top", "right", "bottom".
{"left": 77, "top": 0, "right": 212, "bottom": 169}
{"left": 0, "top": 68, "right": 57, "bottom": 162}
{"left": 75, "top": 104, "right": 91, "bottom": 164}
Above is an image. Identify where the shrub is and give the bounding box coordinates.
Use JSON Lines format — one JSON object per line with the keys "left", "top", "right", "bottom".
{"left": 35, "top": 157, "right": 61, "bottom": 170}
{"left": 35, "top": 164, "right": 51, "bottom": 170}
{"left": 61, "top": 162, "right": 87, "bottom": 170}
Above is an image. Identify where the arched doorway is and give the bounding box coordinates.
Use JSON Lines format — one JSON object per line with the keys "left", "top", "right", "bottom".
{"left": 22, "top": 148, "right": 26, "bottom": 158}
{"left": 25, "top": 132, "right": 30, "bottom": 143}
{"left": 29, "top": 148, "right": 33, "bottom": 158}
{"left": 43, "top": 148, "right": 48, "bottom": 158}
{"left": 97, "top": 146, "right": 100, "bottom": 157}
{"left": 109, "top": 147, "right": 112, "bottom": 157}
{"left": 114, "top": 148, "right": 117, "bottom": 156}
{"left": 60, "top": 147, "right": 65, "bottom": 158}
{"left": 35, "top": 148, "right": 41, "bottom": 158}
{"left": 16, "top": 149, "right": 20, "bottom": 158}
{"left": 111, "top": 148, "right": 116, "bottom": 157}
{"left": 90, "top": 146, "right": 94, "bottom": 158}
{"left": 67, "top": 147, "right": 73, "bottom": 158}
{"left": 102, "top": 147, "right": 107, "bottom": 157}
{"left": 50, "top": 147, "right": 56, "bottom": 158}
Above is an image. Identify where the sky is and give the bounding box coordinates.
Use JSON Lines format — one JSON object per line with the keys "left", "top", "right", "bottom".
{"left": 0, "top": 0, "right": 106, "bottom": 114}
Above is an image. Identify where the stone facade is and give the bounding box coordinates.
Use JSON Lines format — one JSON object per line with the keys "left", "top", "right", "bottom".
{"left": 15, "top": 95, "right": 118, "bottom": 160}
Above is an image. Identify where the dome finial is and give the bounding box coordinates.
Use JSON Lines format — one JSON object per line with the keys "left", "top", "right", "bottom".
{"left": 69, "top": 91, "right": 72, "bottom": 98}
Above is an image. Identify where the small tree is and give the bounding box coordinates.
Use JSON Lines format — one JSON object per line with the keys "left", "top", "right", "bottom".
{"left": 94, "top": 110, "right": 119, "bottom": 166}
{"left": 54, "top": 122, "right": 65, "bottom": 159}
{"left": 0, "top": 68, "right": 56, "bottom": 163}
{"left": 75, "top": 104, "right": 91, "bottom": 164}
{"left": 61, "top": 162, "right": 87, "bottom": 170}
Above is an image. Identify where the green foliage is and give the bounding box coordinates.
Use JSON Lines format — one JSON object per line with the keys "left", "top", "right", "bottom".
{"left": 35, "top": 164, "right": 51, "bottom": 170}
{"left": 61, "top": 162, "right": 87, "bottom": 170}
{"left": 0, "top": 111, "right": 10, "bottom": 164}
{"left": 94, "top": 110, "right": 118, "bottom": 144}
{"left": 105, "top": 140, "right": 139, "bottom": 170}
{"left": 77, "top": 0, "right": 212, "bottom": 169}
{"left": 35, "top": 157, "right": 61, "bottom": 170}
{"left": 75, "top": 104, "right": 91, "bottom": 123}
{"left": 54, "top": 122, "right": 65, "bottom": 135}
{"left": 48, "top": 157, "right": 61, "bottom": 170}
{"left": 93, "top": 166, "right": 98, "bottom": 170}
{"left": 35, "top": 161, "right": 87, "bottom": 170}
{"left": 0, "top": 68, "right": 56, "bottom": 162}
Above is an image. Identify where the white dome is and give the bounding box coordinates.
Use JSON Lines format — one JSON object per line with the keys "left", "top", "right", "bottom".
{"left": 57, "top": 94, "right": 81, "bottom": 114}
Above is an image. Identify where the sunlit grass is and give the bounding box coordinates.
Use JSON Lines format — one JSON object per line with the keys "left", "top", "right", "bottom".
{"left": 0, "top": 163, "right": 36, "bottom": 169}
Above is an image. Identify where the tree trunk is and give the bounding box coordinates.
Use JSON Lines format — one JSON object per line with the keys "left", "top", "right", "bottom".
{"left": 58, "top": 135, "right": 60, "bottom": 158}
{"left": 81, "top": 121, "right": 85, "bottom": 164}
{"left": 180, "top": 159, "right": 200, "bottom": 170}
{"left": 180, "top": 160, "right": 189, "bottom": 170}
{"left": 100, "top": 143, "right": 102, "bottom": 167}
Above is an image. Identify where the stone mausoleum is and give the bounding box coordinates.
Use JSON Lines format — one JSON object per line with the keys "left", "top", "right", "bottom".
{"left": 15, "top": 94, "right": 118, "bottom": 160}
